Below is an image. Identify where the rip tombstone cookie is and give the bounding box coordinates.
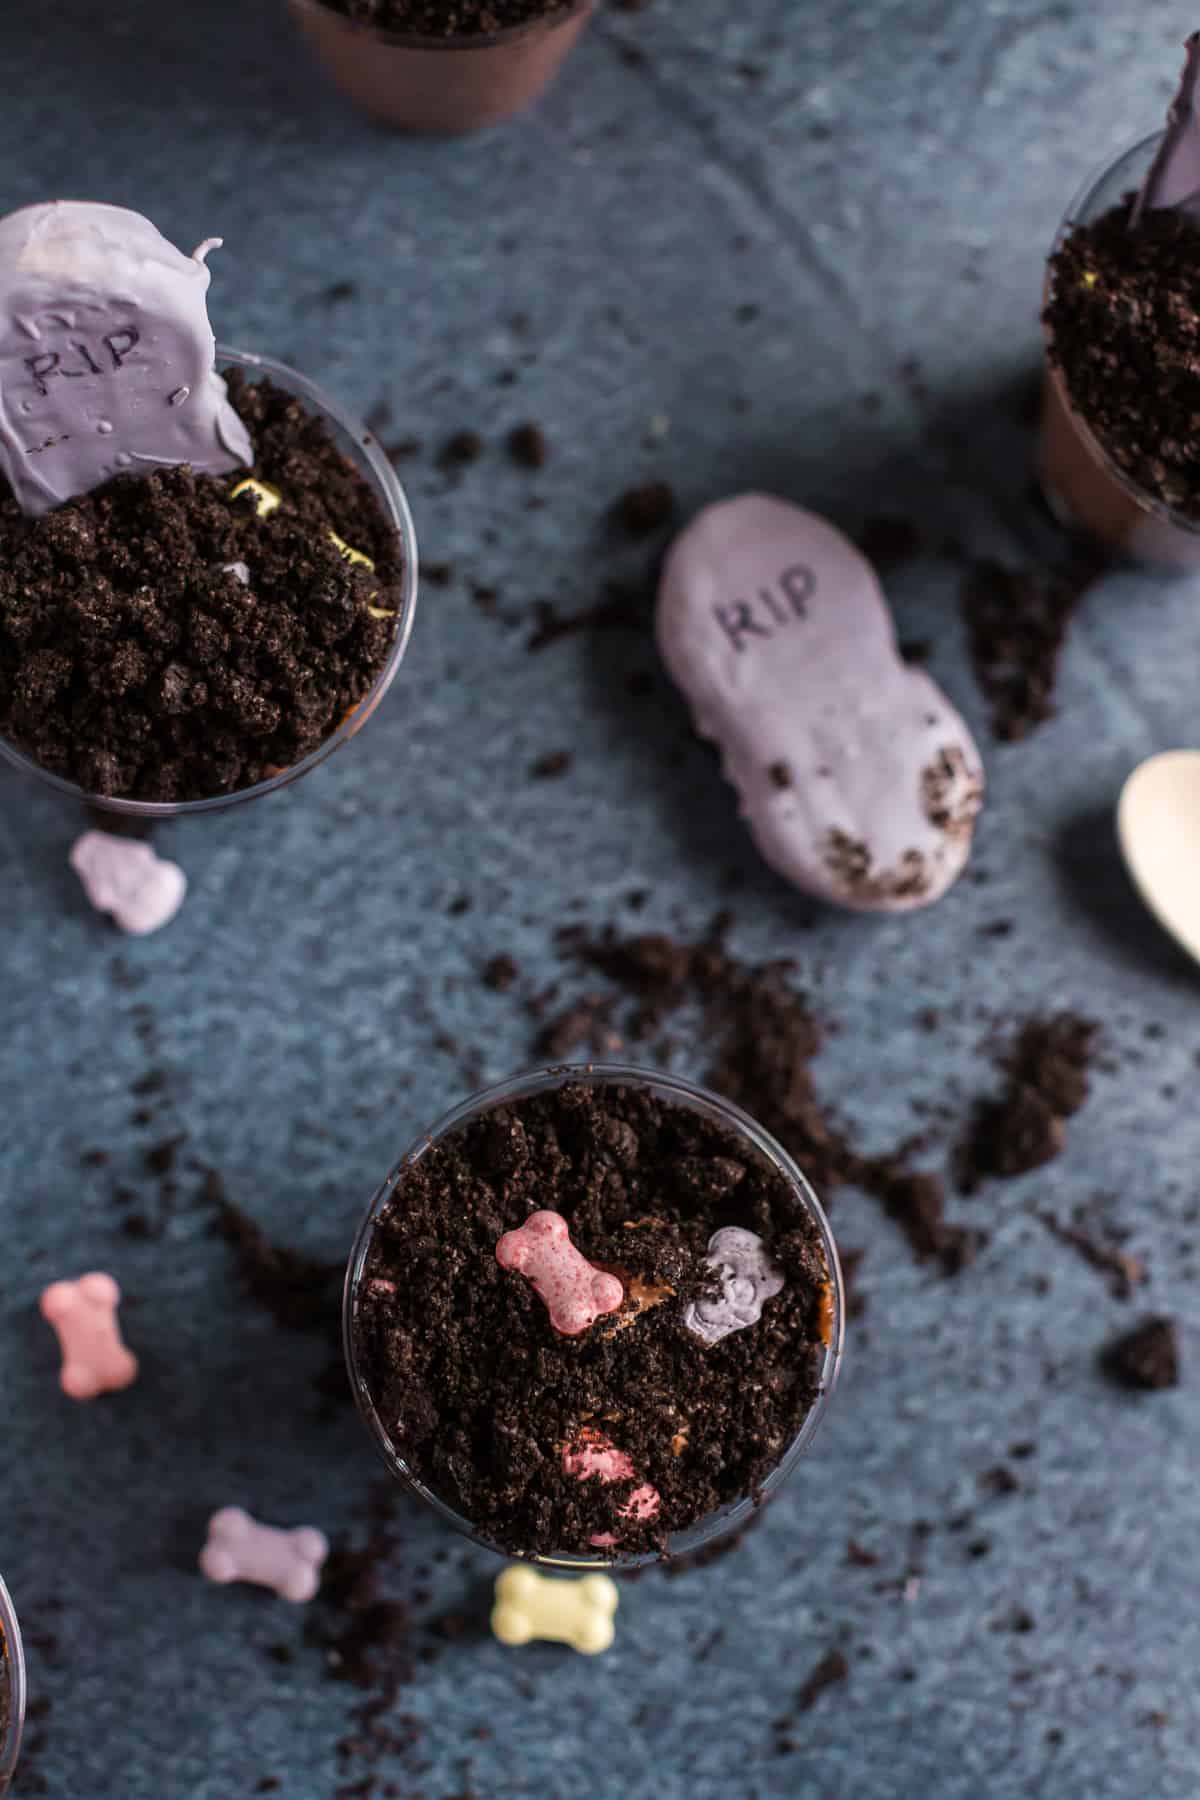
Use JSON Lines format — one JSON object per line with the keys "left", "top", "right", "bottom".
{"left": 657, "top": 493, "right": 984, "bottom": 912}
{"left": 0, "top": 201, "right": 252, "bottom": 518}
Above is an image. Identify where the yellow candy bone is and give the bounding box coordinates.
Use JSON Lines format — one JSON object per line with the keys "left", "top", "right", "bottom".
{"left": 491, "top": 1566, "right": 618, "bottom": 1656}
{"left": 230, "top": 487, "right": 394, "bottom": 620}
{"left": 328, "top": 530, "right": 394, "bottom": 620}
{"left": 229, "top": 477, "right": 283, "bottom": 517}
{"left": 329, "top": 530, "right": 374, "bottom": 572}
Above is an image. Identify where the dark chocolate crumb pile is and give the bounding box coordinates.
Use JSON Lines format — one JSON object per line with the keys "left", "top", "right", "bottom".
{"left": 311, "top": 1539, "right": 411, "bottom": 1691}
{"left": 1102, "top": 1315, "right": 1179, "bottom": 1391}
{"left": 773, "top": 1646, "right": 850, "bottom": 1752}
{"left": 613, "top": 480, "right": 676, "bottom": 537}
{"left": 353, "top": 1078, "right": 832, "bottom": 1558}
{"left": 1045, "top": 200, "right": 1200, "bottom": 518}
{"left": 212, "top": 1188, "right": 343, "bottom": 1336}
{"left": 959, "top": 551, "right": 1104, "bottom": 743}
{"left": 526, "top": 577, "right": 650, "bottom": 653}
{"left": 304, "top": 1488, "right": 428, "bottom": 1799}
{"left": 564, "top": 924, "right": 980, "bottom": 1275}
{"left": 320, "top": 0, "right": 574, "bottom": 35}
{"left": 0, "top": 372, "right": 402, "bottom": 802}
{"left": 1037, "top": 1204, "right": 1145, "bottom": 1301}
{"left": 957, "top": 1013, "right": 1098, "bottom": 1191}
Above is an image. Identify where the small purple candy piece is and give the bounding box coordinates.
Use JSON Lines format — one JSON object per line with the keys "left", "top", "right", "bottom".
{"left": 70, "top": 831, "right": 186, "bottom": 936}
{"left": 684, "top": 1226, "right": 784, "bottom": 1347}
{"left": 0, "top": 201, "right": 252, "bottom": 517}
{"left": 657, "top": 493, "right": 984, "bottom": 914}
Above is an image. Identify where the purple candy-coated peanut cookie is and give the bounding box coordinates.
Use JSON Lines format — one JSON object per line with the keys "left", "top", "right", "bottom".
{"left": 0, "top": 201, "right": 252, "bottom": 517}
{"left": 656, "top": 493, "right": 984, "bottom": 914}
{"left": 70, "top": 831, "right": 186, "bottom": 935}
{"left": 1133, "top": 34, "right": 1200, "bottom": 226}
{"left": 199, "top": 1508, "right": 328, "bottom": 1605}
{"left": 496, "top": 1211, "right": 624, "bottom": 1336}
{"left": 684, "top": 1226, "right": 785, "bottom": 1348}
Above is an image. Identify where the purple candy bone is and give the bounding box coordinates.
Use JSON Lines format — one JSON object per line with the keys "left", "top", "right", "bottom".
{"left": 684, "top": 1226, "right": 784, "bottom": 1347}
{"left": 1133, "top": 34, "right": 1200, "bottom": 226}
{"left": 0, "top": 202, "right": 252, "bottom": 517}
{"left": 657, "top": 494, "right": 984, "bottom": 914}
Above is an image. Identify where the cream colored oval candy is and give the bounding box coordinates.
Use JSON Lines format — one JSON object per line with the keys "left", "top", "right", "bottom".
{"left": 491, "top": 1566, "right": 618, "bottom": 1655}
{"left": 657, "top": 493, "right": 984, "bottom": 913}
{"left": 1117, "top": 750, "right": 1200, "bottom": 966}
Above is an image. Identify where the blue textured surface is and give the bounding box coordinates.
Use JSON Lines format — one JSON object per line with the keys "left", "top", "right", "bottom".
{"left": 2, "top": 1, "right": 1200, "bottom": 1795}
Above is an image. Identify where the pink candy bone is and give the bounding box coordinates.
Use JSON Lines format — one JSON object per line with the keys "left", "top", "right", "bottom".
{"left": 199, "top": 1508, "right": 328, "bottom": 1604}
{"left": 563, "top": 1430, "right": 661, "bottom": 1549}
{"left": 495, "top": 1211, "right": 624, "bottom": 1336}
{"left": 39, "top": 1272, "right": 138, "bottom": 1400}
{"left": 70, "top": 832, "right": 187, "bottom": 936}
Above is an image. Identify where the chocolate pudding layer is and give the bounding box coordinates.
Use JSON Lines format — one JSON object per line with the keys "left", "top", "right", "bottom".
{"left": 1044, "top": 200, "right": 1200, "bottom": 522}
{"left": 350, "top": 1075, "right": 835, "bottom": 1561}
{"left": 0, "top": 371, "right": 402, "bottom": 803}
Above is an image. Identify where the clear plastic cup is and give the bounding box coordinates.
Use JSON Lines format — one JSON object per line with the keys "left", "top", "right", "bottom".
{"left": 0, "top": 346, "right": 419, "bottom": 818}
{"left": 1039, "top": 131, "right": 1200, "bottom": 568}
{"left": 344, "top": 1061, "right": 845, "bottom": 1569}
{"left": 288, "top": 0, "right": 595, "bottom": 135}
{"left": 0, "top": 1575, "right": 26, "bottom": 1795}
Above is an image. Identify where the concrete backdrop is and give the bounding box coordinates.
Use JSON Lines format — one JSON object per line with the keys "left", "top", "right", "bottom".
{"left": 1, "top": 1, "right": 1199, "bottom": 1795}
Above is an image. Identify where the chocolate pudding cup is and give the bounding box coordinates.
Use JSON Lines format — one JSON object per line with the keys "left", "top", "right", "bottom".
{"left": 0, "top": 1576, "right": 26, "bottom": 1795}
{"left": 289, "top": 0, "right": 594, "bottom": 135}
{"left": 0, "top": 347, "right": 419, "bottom": 818}
{"left": 1039, "top": 131, "right": 1200, "bottom": 568}
{"left": 344, "top": 1062, "right": 844, "bottom": 1570}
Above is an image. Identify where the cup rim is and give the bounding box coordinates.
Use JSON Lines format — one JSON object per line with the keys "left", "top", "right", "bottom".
{"left": 0, "top": 1574, "right": 26, "bottom": 1789}
{"left": 1042, "top": 128, "right": 1200, "bottom": 538}
{"left": 292, "top": 0, "right": 592, "bottom": 52}
{"left": 0, "top": 344, "right": 419, "bottom": 818}
{"left": 343, "top": 1059, "right": 845, "bottom": 1570}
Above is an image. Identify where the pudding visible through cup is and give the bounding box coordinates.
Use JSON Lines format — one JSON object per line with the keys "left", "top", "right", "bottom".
{"left": 289, "top": 0, "right": 595, "bottom": 136}
{"left": 343, "top": 1062, "right": 844, "bottom": 1569}
{"left": 0, "top": 1575, "right": 26, "bottom": 1794}
{"left": 1039, "top": 131, "right": 1200, "bottom": 569}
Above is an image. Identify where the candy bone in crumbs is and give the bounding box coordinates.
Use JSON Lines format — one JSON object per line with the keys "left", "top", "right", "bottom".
{"left": 329, "top": 529, "right": 394, "bottom": 619}
{"left": 199, "top": 1507, "right": 328, "bottom": 1603}
{"left": 230, "top": 487, "right": 394, "bottom": 618}
{"left": 40, "top": 1272, "right": 138, "bottom": 1399}
{"left": 329, "top": 529, "right": 373, "bottom": 570}
{"left": 684, "top": 1226, "right": 785, "bottom": 1346}
{"left": 230, "top": 476, "right": 281, "bottom": 516}
{"left": 491, "top": 1566, "right": 619, "bottom": 1654}
{"left": 495, "top": 1211, "right": 624, "bottom": 1336}
{"left": 656, "top": 492, "right": 984, "bottom": 913}
{"left": 70, "top": 832, "right": 187, "bottom": 936}
{"left": 563, "top": 1429, "right": 662, "bottom": 1548}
